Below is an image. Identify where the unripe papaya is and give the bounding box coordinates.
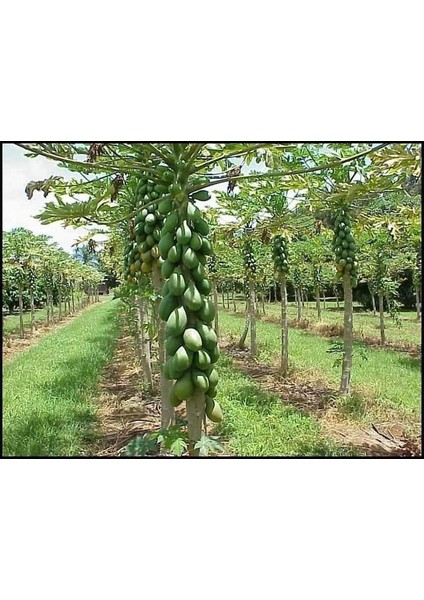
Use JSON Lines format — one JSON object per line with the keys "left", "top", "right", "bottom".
{"left": 158, "top": 293, "right": 179, "bottom": 321}
{"left": 194, "top": 349, "right": 211, "bottom": 370}
{"left": 193, "top": 218, "right": 209, "bottom": 236}
{"left": 191, "top": 262, "right": 205, "bottom": 282}
{"left": 183, "top": 281, "right": 203, "bottom": 311}
{"left": 168, "top": 244, "right": 182, "bottom": 264}
{"left": 189, "top": 231, "right": 203, "bottom": 251}
{"left": 158, "top": 232, "right": 175, "bottom": 259}
{"left": 205, "top": 397, "right": 223, "bottom": 423}
{"left": 208, "top": 368, "right": 219, "bottom": 390}
{"left": 169, "top": 271, "right": 186, "bottom": 296}
{"left": 182, "top": 247, "right": 199, "bottom": 269}
{"left": 161, "top": 259, "right": 175, "bottom": 279}
{"left": 183, "top": 328, "right": 203, "bottom": 352}
{"left": 198, "top": 298, "right": 215, "bottom": 324}
{"left": 196, "top": 278, "right": 211, "bottom": 295}
{"left": 165, "top": 306, "right": 187, "bottom": 336}
{"left": 176, "top": 221, "right": 192, "bottom": 245}
{"left": 165, "top": 334, "right": 183, "bottom": 356}
{"left": 162, "top": 212, "right": 179, "bottom": 234}
{"left": 172, "top": 345, "right": 192, "bottom": 372}
{"left": 174, "top": 372, "right": 194, "bottom": 401}
{"left": 192, "top": 369, "right": 210, "bottom": 391}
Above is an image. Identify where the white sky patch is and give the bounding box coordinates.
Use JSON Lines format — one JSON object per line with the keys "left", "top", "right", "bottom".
{"left": 2, "top": 144, "right": 98, "bottom": 253}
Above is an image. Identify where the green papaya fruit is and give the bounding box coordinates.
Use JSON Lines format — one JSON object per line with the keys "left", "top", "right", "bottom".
{"left": 182, "top": 247, "right": 199, "bottom": 269}
{"left": 176, "top": 221, "right": 192, "bottom": 245}
{"left": 189, "top": 231, "right": 203, "bottom": 251}
{"left": 200, "top": 238, "right": 213, "bottom": 255}
{"left": 191, "top": 262, "right": 205, "bottom": 282}
{"left": 194, "top": 349, "right": 211, "bottom": 370}
{"left": 183, "top": 281, "right": 203, "bottom": 311}
{"left": 158, "top": 293, "right": 180, "bottom": 321}
{"left": 165, "top": 334, "right": 183, "bottom": 356}
{"left": 172, "top": 345, "right": 192, "bottom": 372}
{"left": 196, "top": 322, "right": 217, "bottom": 349}
{"left": 165, "top": 306, "right": 187, "bottom": 336}
{"left": 169, "top": 271, "right": 186, "bottom": 296}
{"left": 174, "top": 372, "right": 194, "bottom": 401}
{"left": 183, "top": 328, "right": 203, "bottom": 352}
{"left": 158, "top": 198, "right": 173, "bottom": 215}
{"left": 161, "top": 259, "right": 175, "bottom": 279}
{"left": 192, "top": 190, "right": 211, "bottom": 202}
{"left": 192, "top": 369, "right": 210, "bottom": 391}
{"left": 205, "top": 398, "right": 223, "bottom": 423}
{"left": 208, "top": 343, "right": 220, "bottom": 364}
{"left": 198, "top": 298, "right": 216, "bottom": 324}
{"left": 168, "top": 244, "right": 182, "bottom": 264}
{"left": 196, "top": 278, "right": 211, "bottom": 295}
{"left": 208, "top": 368, "right": 219, "bottom": 390}
{"left": 193, "top": 217, "right": 209, "bottom": 236}
{"left": 186, "top": 202, "right": 201, "bottom": 221}
{"left": 158, "top": 232, "right": 175, "bottom": 259}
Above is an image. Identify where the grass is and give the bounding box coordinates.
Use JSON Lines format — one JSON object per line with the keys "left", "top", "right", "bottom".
{"left": 2, "top": 298, "right": 120, "bottom": 457}
{"left": 213, "top": 354, "right": 357, "bottom": 456}
{"left": 2, "top": 296, "right": 101, "bottom": 334}
{"left": 227, "top": 299, "right": 421, "bottom": 346}
{"left": 218, "top": 309, "right": 421, "bottom": 434}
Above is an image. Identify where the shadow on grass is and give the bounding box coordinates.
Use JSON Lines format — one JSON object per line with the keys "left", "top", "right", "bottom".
{"left": 2, "top": 312, "right": 119, "bottom": 457}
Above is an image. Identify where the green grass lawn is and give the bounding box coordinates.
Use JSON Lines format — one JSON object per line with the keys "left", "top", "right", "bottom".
{"left": 225, "top": 299, "right": 421, "bottom": 346}
{"left": 213, "top": 354, "right": 357, "bottom": 456}
{"left": 2, "top": 298, "right": 120, "bottom": 457}
{"left": 2, "top": 296, "right": 101, "bottom": 334}
{"left": 218, "top": 310, "right": 421, "bottom": 433}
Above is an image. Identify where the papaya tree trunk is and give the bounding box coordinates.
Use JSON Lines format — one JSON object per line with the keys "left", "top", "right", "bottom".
{"left": 273, "top": 281, "right": 277, "bottom": 303}
{"left": 249, "top": 280, "right": 257, "bottom": 357}
{"left": 415, "top": 286, "right": 421, "bottom": 321}
{"left": 315, "top": 287, "right": 322, "bottom": 321}
{"left": 368, "top": 284, "right": 377, "bottom": 316}
{"left": 232, "top": 285, "right": 237, "bottom": 312}
{"left": 301, "top": 288, "right": 305, "bottom": 308}
{"left": 18, "top": 283, "right": 24, "bottom": 338}
{"left": 378, "top": 292, "right": 386, "bottom": 345}
{"left": 280, "top": 275, "right": 288, "bottom": 376}
{"left": 186, "top": 388, "right": 205, "bottom": 456}
{"left": 262, "top": 293, "right": 266, "bottom": 315}
{"left": 213, "top": 278, "right": 219, "bottom": 337}
{"left": 135, "top": 296, "right": 153, "bottom": 393}
{"left": 58, "top": 289, "right": 62, "bottom": 321}
{"left": 221, "top": 290, "right": 225, "bottom": 309}
{"left": 297, "top": 287, "right": 303, "bottom": 321}
{"left": 152, "top": 263, "right": 174, "bottom": 429}
{"left": 268, "top": 288, "right": 272, "bottom": 303}
{"left": 340, "top": 271, "right": 353, "bottom": 395}
{"left": 30, "top": 287, "right": 35, "bottom": 334}
{"left": 238, "top": 316, "right": 250, "bottom": 349}
{"left": 71, "top": 288, "right": 75, "bottom": 313}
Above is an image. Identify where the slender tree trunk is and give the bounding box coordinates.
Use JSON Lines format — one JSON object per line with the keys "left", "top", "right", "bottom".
{"left": 18, "top": 284, "right": 24, "bottom": 338}
{"left": 315, "top": 287, "right": 322, "bottom": 321}
{"left": 213, "top": 278, "right": 219, "bottom": 337}
{"left": 152, "top": 263, "right": 174, "bottom": 429}
{"left": 301, "top": 288, "right": 305, "bottom": 308}
{"left": 232, "top": 286, "right": 236, "bottom": 312}
{"left": 58, "top": 290, "right": 62, "bottom": 321}
{"left": 280, "top": 275, "right": 288, "bottom": 376}
{"left": 415, "top": 286, "right": 421, "bottom": 321}
{"left": 71, "top": 288, "right": 75, "bottom": 313}
{"left": 261, "top": 293, "right": 266, "bottom": 314}
{"left": 249, "top": 280, "right": 257, "bottom": 357}
{"left": 30, "top": 288, "right": 35, "bottom": 334}
{"left": 268, "top": 288, "right": 272, "bottom": 303}
{"left": 135, "top": 296, "right": 153, "bottom": 393}
{"left": 336, "top": 292, "right": 340, "bottom": 310}
{"left": 221, "top": 290, "right": 225, "bottom": 309}
{"left": 186, "top": 388, "right": 205, "bottom": 456}
{"left": 273, "top": 281, "right": 277, "bottom": 303}
{"left": 378, "top": 292, "right": 386, "bottom": 345}
{"left": 296, "top": 287, "right": 302, "bottom": 321}
{"left": 238, "top": 315, "right": 250, "bottom": 348}
{"left": 323, "top": 290, "right": 326, "bottom": 310}
{"left": 340, "top": 271, "right": 353, "bottom": 395}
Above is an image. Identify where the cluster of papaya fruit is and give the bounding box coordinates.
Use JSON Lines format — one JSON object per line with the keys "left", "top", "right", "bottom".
{"left": 158, "top": 200, "right": 222, "bottom": 423}
{"left": 272, "top": 235, "right": 289, "bottom": 273}
{"left": 123, "top": 176, "right": 168, "bottom": 283}
{"left": 332, "top": 208, "right": 358, "bottom": 287}
{"left": 244, "top": 241, "right": 256, "bottom": 276}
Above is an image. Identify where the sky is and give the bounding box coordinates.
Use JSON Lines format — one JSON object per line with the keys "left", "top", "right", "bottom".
{"left": 2, "top": 144, "right": 290, "bottom": 252}
{"left": 2, "top": 144, "right": 93, "bottom": 253}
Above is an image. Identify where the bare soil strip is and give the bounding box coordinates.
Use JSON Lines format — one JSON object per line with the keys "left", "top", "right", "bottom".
{"left": 89, "top": 320, "right": 162, "bottom": 457}
{"left": 221, "top": 339, "right": 421, "bottom": 457}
